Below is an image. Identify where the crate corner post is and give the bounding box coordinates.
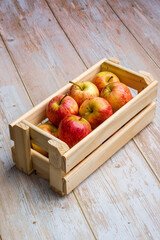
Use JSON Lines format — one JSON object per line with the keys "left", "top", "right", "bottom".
{"left": 48, "top": 139, "right": 69, "bottom": 196}
{"left": 12, "top": 121, "right": 33, "bottom": 175}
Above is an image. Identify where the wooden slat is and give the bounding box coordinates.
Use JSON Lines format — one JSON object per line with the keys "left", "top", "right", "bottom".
{"left": 13, "top": 122, "right": 33, "bottom": 174}
{"left": 22, "top": 119, "right": 69, "bottom": 154}
{"left": 0, "top": 38, "right": 48, "bottom": 240}
{"left": 64, "top": 102, "right": 156, "bottom": 194}
{"left": 11, "top": 146, "right": 16, "bottom": 163}
{"left": 101, "top": 61, "right": 149, "bottom": 91}
{"left": 107, "top": 0, "right": 160, "bottom": 66}
{"left": 31, "top": 149, "right": 49, "bottom": 180}
{"left": 48, "top": 139, "right": 68, "bottom": 195}
{"left": 64, "top": 81, "right": 158, "bottom": 172}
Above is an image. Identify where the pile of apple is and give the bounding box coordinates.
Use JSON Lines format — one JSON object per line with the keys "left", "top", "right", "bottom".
{"left": 32, "top": 71, "right": 132, "bottom": 155}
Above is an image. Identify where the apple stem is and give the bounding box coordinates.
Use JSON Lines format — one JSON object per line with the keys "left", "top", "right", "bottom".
{"left": 59, "top": 94, "right": 68, "bottom": 105}
{"left": 108, "top": 76, "right": 113, "bottom": 81}
{"left": 69, "top": 81, "right": 83, "bottom": 91}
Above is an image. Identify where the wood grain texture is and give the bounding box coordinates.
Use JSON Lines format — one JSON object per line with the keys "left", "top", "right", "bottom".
{"left": 0, "top": 37, "right": 94, "bottom": 240}
{"left": 1, "top": 0, "right": 160, "bottom": 239}
{"left": 47, "top": 0, "right": 160, "bottom": 85}
{"left": 0, "top": 0, "right": 86, "bottom": 105}
{"left": 47, "top": 0, "right": 160, "bottom": 179}
{"left": 13, "top": 122, "right": 33, "bottom": 174}
{"left": 107, "top": 0, "right": 160, "bottom": 66}
{"left": 73, "top": 138, "right": 160, "bottom": 239}
{"left": 0, "top": 0, "right": 144, "bottom": 238}
{"left": 31, "top": 149, "right": 49, "bottom": 180}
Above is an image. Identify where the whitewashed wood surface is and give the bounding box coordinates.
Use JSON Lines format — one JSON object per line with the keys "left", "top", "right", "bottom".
{"left": 0, "top": 0, "right": 160, "bottom": 239}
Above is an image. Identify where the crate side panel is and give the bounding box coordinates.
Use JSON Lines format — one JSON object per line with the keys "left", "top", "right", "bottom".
{"left": 64, "top": 102, "right": 156, "bottom": 194}
{"left": 64, "top": 81, "right": 158, "bottom": 172}
{"left": 101, "top": 61, "right": 148, "bottom": 91}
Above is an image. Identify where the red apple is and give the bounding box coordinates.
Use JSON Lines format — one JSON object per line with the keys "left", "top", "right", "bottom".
{"left": 32, "top": 122, "right": 58, "bottom": 156}
{"left": 46, "top": 95, "right": 78, "bottom": 126}
{"left": 92, "top": 71, "right": 120, "bottom": 92}
{"left": 69, "top": 81, "right": 99, "bottom": 106}
{"left": 79, "top": 97, "right": 113, "bottom": 129}
{"left": 58, "top": 115, "right": 92, "bottom": 148}
{"left": 100, "top": 82, "right": 133, "bottom": 112}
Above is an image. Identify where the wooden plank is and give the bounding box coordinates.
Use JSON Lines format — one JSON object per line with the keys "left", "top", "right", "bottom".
{"left": 64, "top": 81, "right": 158, "bottom": 172}
{"left": 0, "top": 37, "right": 46, "bottom": 240}
{"left": 31, "top": 149, "right": 49, "bottom": 180}
{"left": 47, "top": 0, "right": 160, "bottom": 180}
{"left": 11, "top": 146, "right": 16, "bottom": 163}
{"left": 64, "top": 102, "right": 156, "bottom": 193}
{"left": 101, "top": 61, "right": 149, "bottom": 91}
{"left": 48, "top": 139, "right": 68, "bottom": 195}
{"left": 22, "top": 120, "right": 69, "bottom": 154}
{"left": 107, "top": 0, "right": 160, "bottom": 66}
{"left": 0, "top": 36, "right": 95, "bottom": 240}
{"left": 13, "top": 122, "right": 33, "bottom": 174}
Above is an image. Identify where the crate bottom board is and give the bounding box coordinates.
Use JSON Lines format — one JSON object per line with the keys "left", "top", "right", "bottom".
{"left": 26, "top": 102, "right": 156, "bottom": 195}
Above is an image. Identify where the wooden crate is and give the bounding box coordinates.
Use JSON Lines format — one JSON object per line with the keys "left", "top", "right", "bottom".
{"left": 9, "top": 58, "right": 158, "bottom": 195}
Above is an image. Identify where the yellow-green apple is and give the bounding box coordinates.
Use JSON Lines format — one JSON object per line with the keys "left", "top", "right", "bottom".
{"left": 79, "top": 97, "right": 113, "bottom": 129}
{"left": 100, "top": 82, "right": 132, "bottom": 112}
{"left": 32, "top": 122, "right": 58, "bottom": 156}
{"left": 46, "top": 95, "right": 78, "bottom": 126}
{"left": 58, "top": 115, "right": 92, "bottom": 148}
{"left": 92, "top": 71, "right": 120, "bottom": 92}
{"left": 69, "top": 81, "right": 99, "bottom": 106}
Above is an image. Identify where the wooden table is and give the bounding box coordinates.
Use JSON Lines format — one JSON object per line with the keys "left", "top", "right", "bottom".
{"left": 0, "top": 0, "right": 160, "bottom": 239}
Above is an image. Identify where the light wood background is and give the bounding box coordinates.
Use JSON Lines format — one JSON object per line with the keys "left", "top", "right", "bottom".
{"left": 0, "top": 0, "right": 160, "bottom": 239}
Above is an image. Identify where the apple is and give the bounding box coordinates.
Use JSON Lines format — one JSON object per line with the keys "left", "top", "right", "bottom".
{"left": 92, "top": 71, "right": 120, "bottom": 92}
{"left": 100, "top": 82, "right": 132, "bottom": 112}
{"left": 79, "top": 97, "right": 113, "bottom": 129}
{"left": 58, "top": 115, "right": 92, "bottom": 148}
{"left": 69, "top": 81, "right": 99, "bottom": 106}
{"left": 32, "top": 122, "right": 58, "bottom": 156}
{"left": 46, "top": 94, "right": 78, "bottom": 126}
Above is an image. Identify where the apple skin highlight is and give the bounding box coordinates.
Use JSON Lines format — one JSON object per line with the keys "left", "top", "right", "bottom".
{"left": 79, "top": 97, "right": 113, "bottom": 129}
{"left": 69, "top": 81, "right": 99, "bottom": 106}
{"left": 46, "top": 95, "right": 78, "bottom": 126}
{"left": 101, "top": 82, "right": 132, "bottom": 112}
{"left": 92, "top": 71, "right": 120, "bottom": 92}
{"left": 58, "top": 115, "right": 92, "bottom": 148}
